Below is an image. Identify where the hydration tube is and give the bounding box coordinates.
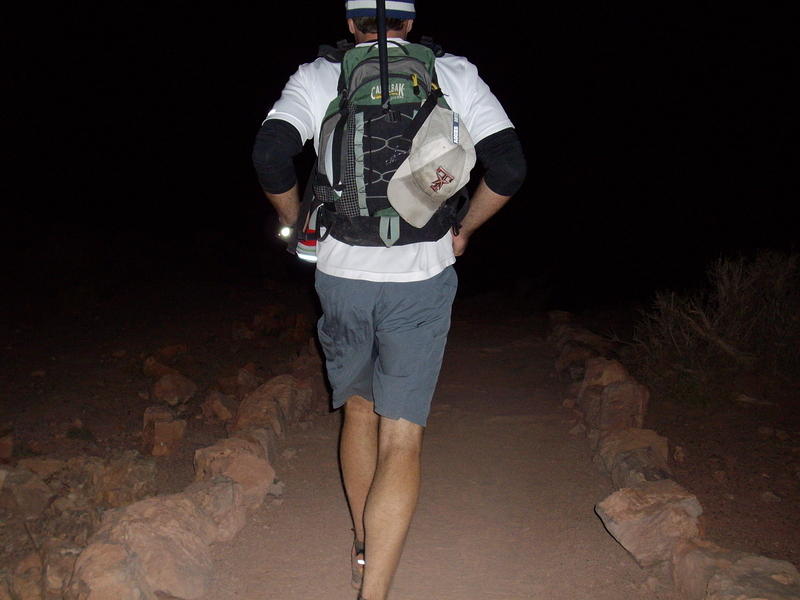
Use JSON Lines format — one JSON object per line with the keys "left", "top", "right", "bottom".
{"left": 375, "top": 0, "right": 398, "bottom": 121}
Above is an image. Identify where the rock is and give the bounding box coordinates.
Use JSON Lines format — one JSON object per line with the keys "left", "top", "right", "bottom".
{"left": 70, "top": 451, "right": 157, "bottom": 508}
{"left": 17, "top": 457, "right": 66, "bottom": 479}
{"left": 149, "top": 419, "right": 187, "bottom": 457}
{"left": 585, "top": 380, "right": 649, "bottom": 434}
{"left": 10, "top": 552, "right": 42, "bottom": 600}
{"left": 713, "top": 470, "right": 727, "bottom": 483}
{"left": 151, "top": 373, "right": 197, "bottom": 406}
{"left": 596, "top": 428, "right": 671, "bottom": 488}
{"left": 201, "top": 391, "right": 236, "bottom": 422}
{"left": 42, "top": 539, "right": 82, "bottom": 597}
{"left": 79, "top": 494, "right": 219, "bottom": 599}
{"left": 142, "top": 405, "right": 174, "bottom": 429}
{"left": 776, "top": 430, "right": 790, "bottom": 441}
{"left": 230, "top": 428, "right": 276, "bottom": 464}
{"left": 0, "top": 467, "right": 54, "bottom": 517}
{"left": 182, "top": 478, "right": 247, "bottom": 543}
{"left": 562, "top": 398, "right": 577, "bottom": 409}
{"left": 194, "top": 438, "right": 274, "bottom": 511}
{"left": 236, "top": 364, "right": 263, "bottom": 396}
{"left": 232, "top": 374, "right": 306, "bottom": 434}
{"left": 706, "top": 554, "right": 800, "bottom": 599}
{"left": 67, "top": 541, "right": 152, "bottom": 600}
{"left": 142, "top": 356, "right": 179, "bottom": 378}
{"left": 554, "top": 341, "right": 598, "bottom": 378}
{"left": 268, "top": 479, "right": 285, "bottom": 497}
{"left": 142, "top": 406, "right": 186, "bottom": 456}
{"left": 0, "top": 431, "right": 12, "bottom": 459}
{"left": 672, "top": 539, "right": 742, "bottom": 600}
{"left": 595, "top": 479, "right": 703, "bottom": 567}
{"left": 758, "top": 426, "right": 775, "bottom": 438}
{"left": 579, "top": 358, "right": 630, "bottom": 397}
{"left": 596, "top": 428, "right": 669, "bottom": 472}
{"left": 157, "top": 344, "right": 188, "bottom": 361}
{"left": 673, "top": 445, "right": 687, "bottom": 463}
{"left": 761, "top": 491, "right": 782, "bottom": 503}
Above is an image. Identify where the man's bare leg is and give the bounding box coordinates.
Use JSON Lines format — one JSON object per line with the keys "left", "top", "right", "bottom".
{"left": 360, "top": 416, "right": 424, "bottom": 600}
{"left": 340, "top": 395, "right": 380, "bottom": 549}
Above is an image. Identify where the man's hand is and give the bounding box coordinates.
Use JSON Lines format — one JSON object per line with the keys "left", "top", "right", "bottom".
{"left": 450, "top": 179, "right": 512, "bottom": 258}
{"left": 452, "top": 229, "right": 470, "bottom": 256}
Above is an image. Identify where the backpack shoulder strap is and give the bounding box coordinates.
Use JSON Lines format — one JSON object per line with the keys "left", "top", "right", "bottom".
{"left": 317, "top": 39, "right": 355, "bottom": 63}
{"left": 418, "top": 36, "right": 445, "bottom": 57}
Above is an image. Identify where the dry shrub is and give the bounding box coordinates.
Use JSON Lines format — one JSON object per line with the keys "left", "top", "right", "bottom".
{"left": 632, "top": 250, "right": 800, "bottom": 401}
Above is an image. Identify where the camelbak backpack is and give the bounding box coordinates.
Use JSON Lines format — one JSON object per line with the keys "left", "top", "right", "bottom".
{"left": 297, "top": 39, "right": 472, "bottom": 251}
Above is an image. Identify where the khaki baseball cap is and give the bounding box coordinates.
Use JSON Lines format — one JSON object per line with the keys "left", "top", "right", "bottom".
{"left": 387, "top": 105, "right": 476, "bottom": 228}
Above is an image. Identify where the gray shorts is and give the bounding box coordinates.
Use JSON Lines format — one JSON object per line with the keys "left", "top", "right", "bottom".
{"left": 314, "top": 266, "right": 458, "bottom": 427}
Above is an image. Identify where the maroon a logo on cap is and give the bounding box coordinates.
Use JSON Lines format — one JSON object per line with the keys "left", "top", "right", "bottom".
{"left": 430, "top": 167, "right": 455, "bottom": 192}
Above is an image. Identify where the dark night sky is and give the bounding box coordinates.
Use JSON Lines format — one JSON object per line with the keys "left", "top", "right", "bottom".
{"left": 2, "top": 3, "right": 796, "bottom": 310}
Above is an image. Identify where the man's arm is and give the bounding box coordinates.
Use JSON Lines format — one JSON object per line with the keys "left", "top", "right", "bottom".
{"left": 452, "top": 179, "right": 511, "bottom": 256}
{"left": 453, "top": 127, "right": 526, "bottom": 256}
{"left": 265, "top": 183, "right": 301, "bottom": 228}
{"left": 252, "top": 119, "right": 305, "bottom": 228}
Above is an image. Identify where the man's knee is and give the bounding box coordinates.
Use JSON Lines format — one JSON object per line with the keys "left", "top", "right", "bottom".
{"left": 378, "top": 417, "right": 423, "bottom": 459}
{"left": 344, "top": 394, "right": 378, "bottom": 421}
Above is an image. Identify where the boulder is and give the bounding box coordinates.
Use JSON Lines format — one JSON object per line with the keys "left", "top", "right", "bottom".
{"left": 151, "top": 373, "right": 197, "bottom": 406}
{"left": 0, "top": 467, "right": 54, "bottom": 517}
{"left": 595, "top": 479, "right": 703, "bottom": 567}
{"left": 672, "top": 539, "right": 743, "bottom": 600}
{"left": 142, "top": 356, "right": 179, "bottom": 379}
{"left": 42, "top": 539, "right": 82, "bottom": 597}
{"left": 232, "top": 374, "right": 306, "bottom": 434}
{"left": 182, "top": 477, "right": 247, "bottom": 543}
{"left": 201, "top": 391, "right": 236, "bottom": 422}
{"left": 156, "top": 344, "right": 188, "bottom": 361}
{"left": 17, "top": 457, "right": 66, "bottom": 479}
{"left": 585, "top": 380, "right": 649, "bottom": 435}
{"left": 706, "top": 554, "right": 800, "bottom": 600}
{"left": 579, "top": 358, "right": 630, "bottom": 397}
{"left": 150, "top": 419, "right": 187, "bottom": 457}
{"left": 69, "top": 451, "right": 156, "bottom": 508}
{"left": 194, "top": 438, "right": 274, "bottom": 511}
{"left": 141, "top": 406, "right": 186, "bottom": 456}
{"left": 10, "top": 553, "right": 42, "bottom": 600}
{"left": 74, "top": 494, "right": 220, "bottom": 599}
{"left": 595, "top": 428, "right": 671, "bottom": 488}
{"left": 554, "top": 341, "right": 599, "bottom": 378}
{"left": 236, "top": 364, "right": 263, "bottom": 396}
{"left": 67, "top": 542, "right": 152, "bottom": 600}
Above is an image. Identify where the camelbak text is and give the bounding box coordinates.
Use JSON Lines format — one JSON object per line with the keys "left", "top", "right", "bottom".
{"left": 370, "top": 82, "right": 406, "bottom": 100}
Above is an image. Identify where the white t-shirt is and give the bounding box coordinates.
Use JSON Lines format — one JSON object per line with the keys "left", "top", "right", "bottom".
{"left": 266, "top": 39, "right": 514, "bottom": 282}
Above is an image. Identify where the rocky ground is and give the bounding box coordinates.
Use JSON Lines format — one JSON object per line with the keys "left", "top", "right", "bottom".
{"left": 0, "top": 271, "right": 319, "bottom": 593}
{"left": 1, "top": 267, "right": 798, "bottom": 597}
{"left": 579, "top": 307, "right": 800, "bottom": 569}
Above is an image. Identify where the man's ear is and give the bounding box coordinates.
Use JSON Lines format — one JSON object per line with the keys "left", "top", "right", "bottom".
{"left": 347, "top": 18, "right": 357, "bottom": 35}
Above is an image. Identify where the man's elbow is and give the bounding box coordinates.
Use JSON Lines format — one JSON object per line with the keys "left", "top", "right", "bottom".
{"left": 476, "top": 128, "right": 527, "bottom": 197}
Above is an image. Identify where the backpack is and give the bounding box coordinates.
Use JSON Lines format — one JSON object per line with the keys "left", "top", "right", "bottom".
{"left": 295, "top": 38, "right": 471, "bottom": 253}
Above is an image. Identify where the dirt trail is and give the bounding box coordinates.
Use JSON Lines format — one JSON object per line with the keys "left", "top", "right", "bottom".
{"left": 202, "top": 309, "right": 674, "bottom": 600}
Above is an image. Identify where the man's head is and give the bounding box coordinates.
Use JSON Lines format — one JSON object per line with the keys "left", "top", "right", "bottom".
{"left": 345, "top": 1, "right": 415, "bottom": 41}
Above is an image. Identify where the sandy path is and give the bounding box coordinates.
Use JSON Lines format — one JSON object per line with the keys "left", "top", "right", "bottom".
{"left": 202, "top": 311, "right": 671, "bottom": 599}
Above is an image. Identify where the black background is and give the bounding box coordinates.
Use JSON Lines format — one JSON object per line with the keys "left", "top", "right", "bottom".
{"left": 3, "top": 2, "right": 796, "bottom": 312}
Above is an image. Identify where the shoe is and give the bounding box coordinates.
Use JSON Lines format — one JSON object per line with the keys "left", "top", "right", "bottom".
{"left": 351, "top": 540, "right": 366, "bottom": 590}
